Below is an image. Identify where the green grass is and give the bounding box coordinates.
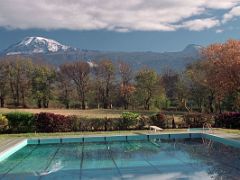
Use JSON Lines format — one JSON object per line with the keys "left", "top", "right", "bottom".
{"left": 0, "top": 108, "right": 159, "bottom": 119}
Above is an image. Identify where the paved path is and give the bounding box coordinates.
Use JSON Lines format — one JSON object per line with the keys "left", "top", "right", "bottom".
{"left": 0, "top": 138, "right": 25, "bottom": 155}
{"left": 213, "top": 132, "right": 240, "bottom": 141}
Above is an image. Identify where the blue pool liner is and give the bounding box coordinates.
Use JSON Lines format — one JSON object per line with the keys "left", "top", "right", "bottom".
{"left": 0, "top": 132, "right": 239, "bottom": 162}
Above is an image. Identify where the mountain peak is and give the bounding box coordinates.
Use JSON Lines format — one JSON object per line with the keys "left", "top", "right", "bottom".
{"left": 182, "top": 44, "right": 202, "bottom": 54}
{"left": 4, "top": 36, "right": 74, "bottom": 55}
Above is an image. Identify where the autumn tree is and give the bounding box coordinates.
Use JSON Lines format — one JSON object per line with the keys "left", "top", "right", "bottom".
{"left": 200, "top": 40, "right": 240, "bottom": 113}
{"left": 60, "top": 61, "right": 90, "bottom": 109}
{"left": 135, "top": 68, "right": 160, "bottom": 110}
{"left": 118, "top": 61, "right": 135, "bottom": 109}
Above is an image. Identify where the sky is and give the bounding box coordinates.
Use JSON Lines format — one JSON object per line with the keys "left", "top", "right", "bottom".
{"left": 0, "top": 0, "right": 240, "bottom": 52}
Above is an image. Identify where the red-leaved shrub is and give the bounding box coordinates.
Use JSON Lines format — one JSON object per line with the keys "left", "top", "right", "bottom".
{"left": 36, "top": 112, "right": 74, "bottom": 132}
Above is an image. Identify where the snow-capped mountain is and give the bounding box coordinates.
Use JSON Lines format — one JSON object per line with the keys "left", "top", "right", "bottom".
{"left": 0, "top": 36, "right": 203, "bottom": 72}
{"left": 3, "top": 37, "right": 76, "bottom": 55}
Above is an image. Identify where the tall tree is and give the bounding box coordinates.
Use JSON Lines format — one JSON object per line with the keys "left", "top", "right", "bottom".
{"left": 5, "top": 56, "right": 33, "bottom": 107}
{"left": 31, "top": 64, "right": 56, "bottom": 108}
{"left": 94, "top": 60, "right": 115, "bottom": 109}
{"left": 119, "top": 61, "right": 135, "bottom": 109}
{"left": 135, "top": 68, "right": 159, "bottom": 110}
{"left": 200, "top": 40, "right": 240, "bottom": 113}
{"left": 57, "top": 67, "right": 73, "bottom": 109}
{"left": 60, "top": 61, "right": 90, "bottom": 109}
{"left": 0, "top": 60, "right": 8, "bottom": 107}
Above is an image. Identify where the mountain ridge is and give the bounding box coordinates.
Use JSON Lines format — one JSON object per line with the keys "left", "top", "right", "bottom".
{"left": 0, "top": 36, "right": 203, "bottom": 72}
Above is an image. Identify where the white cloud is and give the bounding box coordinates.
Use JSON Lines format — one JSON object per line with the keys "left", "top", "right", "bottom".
{"left": 216, "top": 29, "right": 224, "bottom": 33}
{"left": 205, "top": 0, "right": 240, "bottom": 9}
{"left": 0, "top": 0, "right": 239, "bottom": 32}
{"left": 222, "top": 6, "right": 240, "bottom": 23}
{"left": 180, "top": 18, "right": 220, "bottom": 31}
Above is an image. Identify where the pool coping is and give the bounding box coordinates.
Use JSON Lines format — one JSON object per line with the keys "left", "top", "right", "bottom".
{"left": 0, "top": 132, "right": 240, "bottom": 162}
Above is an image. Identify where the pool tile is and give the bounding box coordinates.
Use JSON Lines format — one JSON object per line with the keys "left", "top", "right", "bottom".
{"left": 40, "top": 138, "right": 61, "bottom": 144}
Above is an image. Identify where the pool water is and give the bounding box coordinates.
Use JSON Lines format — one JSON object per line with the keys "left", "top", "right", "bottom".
{"left": 0, "top": 138, "right": 239, "bottom": 180}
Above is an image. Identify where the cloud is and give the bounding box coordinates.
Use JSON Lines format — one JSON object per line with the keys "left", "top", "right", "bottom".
{"left": 180, "top": 18, "right": 220, "bottom": 31}
{"left": 216, "top": 29, "right": 224, "bottom": 33}
{"left": 0, "top": 0, "right": 239, "bottom": 32}
{"left": 222, "top": 6, "right": 240, "bottom": 23}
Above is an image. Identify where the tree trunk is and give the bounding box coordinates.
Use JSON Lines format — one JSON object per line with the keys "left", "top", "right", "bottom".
{"left": 81, "top": 99, "right": 86, "bottom": 109}
{"left": 0, "top": 97, "right": 4, "bottom": 108}
{"left": 37, "top": 99, "right": 42, "bottom": 108}
{"left": 208, "top": 94, "right": 214, "bottom": 113}
{"left": 218, "top": 99, "right": 222, "bottom": 114}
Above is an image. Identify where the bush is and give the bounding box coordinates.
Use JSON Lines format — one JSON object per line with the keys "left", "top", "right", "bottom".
{"left": 136, "top": 115, "right": 151, "bottom": 129}
{"left": 150, "top": 113, "right": 166, "bottom": 128}
{"left": 215, "top": 112, "right": 240, "bottom": 129}
{"left": 117, "top": 112, "right": 139, "bottom": 130}
{"left": 5, "top": 112, "right": 35, "bottom": 133}
{"left": 36, "top": 113, "right": 74, "bottom": 132}
{"left": 0, "top": 114, "right": 8, "bottom": 132}
{"left": 71, "top": 116, "right": 121, "bottom": 131}
{"left": 183, "top": 113, "right": 214, "bottom": 128}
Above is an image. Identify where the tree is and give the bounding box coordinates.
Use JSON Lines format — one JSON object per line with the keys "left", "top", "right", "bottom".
{"left": 162, "top": 68, "right": 179, "bottom": 108}
{"left": 135, "top": 68, "right": 159, "bottom": 110}
{"left": 200, "top": 40, "right": 240, "bottom": 113}
{"left": 59, "top": 61, "right": 90, "bottom": 109}
{"left": 184, "top": 63, "right": 209, "bottom": 112}
{"left": 94, "top": 60, "right": 115, "bottom": 109}
{"left": 118, "top": 61, "right": 135, "bottom": 109}
{"left": 31, "top": 64, "right": 56, "bottom": 108}
{"left": 57, "top": 67, "right": 74, "bottom": 109}
{"left": 0, "top": 60, "right": 8, "bottom": 107}
{"left": 5, "top": 56, "right": 33, "bottom": 107}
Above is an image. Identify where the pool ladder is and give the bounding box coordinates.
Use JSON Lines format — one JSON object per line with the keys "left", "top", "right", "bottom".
{"left": 202, "top": 123, "right": 214, "bottom": 134}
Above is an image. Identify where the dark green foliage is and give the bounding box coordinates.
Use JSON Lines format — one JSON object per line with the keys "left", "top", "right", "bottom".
{"left": 71, "top": 116, "right": 121, "bottom": 131}
{"left": 150, "top": 113, "right": 166, "bottom": 128}
{"left": 215, "top": 112, "right": 240, "bottom": 129}
{"left": 5, "top": 112, "right": 35, "bottom": 133}
{"left": 117, "top": 112, "right": 139, "bottom": 130}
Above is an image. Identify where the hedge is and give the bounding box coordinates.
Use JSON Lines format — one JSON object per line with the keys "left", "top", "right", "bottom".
{"left": 5, "top": 112, "right": 35, "bottom": 133}
{"left": 1, "top": 111, "right": 176, "bottom": 133}
{"left": 215, "top": 112, "right": 240, "bottom": 129}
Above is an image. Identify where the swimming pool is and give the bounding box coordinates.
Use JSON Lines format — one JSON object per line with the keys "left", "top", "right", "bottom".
{"left": 0, "top": 133, "right": 239, "bottom": 180}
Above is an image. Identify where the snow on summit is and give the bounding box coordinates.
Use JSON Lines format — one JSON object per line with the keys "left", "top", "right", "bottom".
{"left": 4, "top": 36, "right": 72, "bottom": 55}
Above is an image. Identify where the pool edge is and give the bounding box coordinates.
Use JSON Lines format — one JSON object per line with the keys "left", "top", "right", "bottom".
{"left": 0, "top": 139, "right": 27, "bottom": 162}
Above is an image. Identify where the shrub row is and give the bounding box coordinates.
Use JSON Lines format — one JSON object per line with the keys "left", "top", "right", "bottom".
{"left": 6, "top": 111, "right": 239, "bottom": 133}
{"left": 183, "top": 113, "right": 214, "bottom": 128}
{"left": 1, "top": 112, "right": 169, "bottom": 133}
{"left": 215, "top": 112, "right": 240, "bottom": 129}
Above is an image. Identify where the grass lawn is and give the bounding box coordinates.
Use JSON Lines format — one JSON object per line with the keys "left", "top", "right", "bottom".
{"left": 0, "top": 108, "right": 160, "bottom": 118}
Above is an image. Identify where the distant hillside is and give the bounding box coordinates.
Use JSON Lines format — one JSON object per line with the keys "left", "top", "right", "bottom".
{"left": 0, "top": 36, "right": 203, "bottom": 72}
